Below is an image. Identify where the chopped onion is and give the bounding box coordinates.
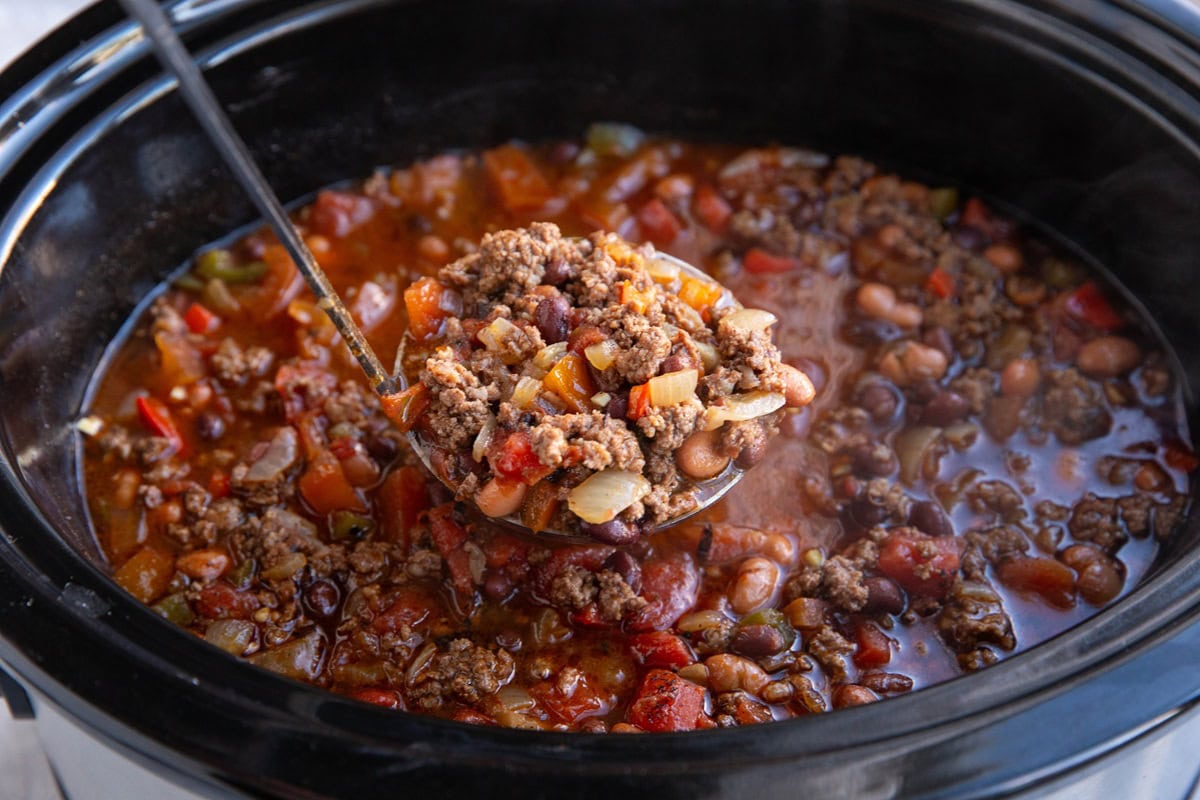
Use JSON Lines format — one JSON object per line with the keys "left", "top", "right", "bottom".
{"left": 260, "top": 551, "right": 307, "bottom": 581}
{"left": 695, "top": 342, "right": 719, "bottom": 372}
{"left": 533, "top": 341, "right": 569, "bottom": 371}
{"left": 248, "top": 631, "right": 323, "bottom": 681}
{"left": 646, "top": 257, "right": 681, "bottom": 285}
{"left": 567, "top": 469, "right": 651, "bottom": 524}
{"left": 584, "top": 339, "right": 619, "bottom": 371}
{"left": 405, "top": 641, "right": 438, "bottom": 686}
{"left": 244, "top": 427, "right": 299, "bottom": 482}
{"left": 719, "top": 308, "right": 778, "bottom": 335}
{"left": 205, "top": 619, "right": 257, "bottom": 656}
{"left": 648, "top": 368, "right": 699, "bottom": 407}
{"left": 473, "top": 414, "right": 497, "bottom": 462}
{"left": 895, "top": 425, "right": 942, "bottom": 485}
{"left": 590, "top": 392, "right": 612, "bottom": 408}
{"left": 496, "top": 684, "right": 537, "bottom": 712}
{"left": 75, "top": 416, "right": 104, "bottom": 436}
{"left": 478, "top": 317, "right": 523, "bottom": 363}
{"left": 510, "top": 376, "right": 542, "bottom": 410}
{"left": 671, "top": 301, "right": 706, "bottom": 333}
{"left": 676, "top": 609, "right": 730, "bottom": 633}
{"left": 702, "top": 391, "right": 786, "bottom": 430}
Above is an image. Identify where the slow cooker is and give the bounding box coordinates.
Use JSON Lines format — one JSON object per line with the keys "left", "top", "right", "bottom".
{"left": 2, "top": 1, "right": 1200, "bottom": 797}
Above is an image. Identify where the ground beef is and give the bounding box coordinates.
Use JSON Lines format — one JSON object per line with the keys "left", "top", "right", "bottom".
{"left": 409, "top": 638, "right": 515, "bottom": 709}
{"left": 421, "top": 346, "right": 497, "bottom": 451}
{"left": 820, "top": 556, "right": 868, "bottom": 612}
{"left": 440, "top": 222, "right": 582, "bottom": 314}
{"left": 938, "top": 580, "right": 1015, "bottom": 670}
{"left": 808, "top": 624, "right": 854, "bottom": 683}
{"left": 967, "top": 481, "right": 1026, "bottom": 522}
{"left": 230, "top": 427, "right": 300, "bottom": 507}
{"left": 530, "top": 413, "right": 645, "bottom": 472}
{"left": 1043, "top": 369, "right": 1113, "bottom": 445}
{"left": 596, "top": 570, "right": 648, "bottom": 621}
{"left": 1068, "top": 493, "right": 1127, "bottom": 551}
{"left": 211, "top": 338, "right": 273, "bottom": 387}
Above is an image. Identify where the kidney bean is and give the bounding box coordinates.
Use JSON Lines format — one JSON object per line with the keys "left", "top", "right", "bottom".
{"left": 850, "top": 442, "right": 897, "bottom": 477}
{"left": 921, "top": 391, "right": 970, "bottom": 426}
{"left": 195, "top": 412, "right": 225, "bottom": 441}
{"left": 922, "top": 326, "right": 955, "bottom": 359}
{"left": 605, "top": 392, "right": 629, "bottom": 420}
{"left": 1076, "top": 336, "right": 1140, "bottom": 378}
{"left": 846, "top": 498, "right": 888, "bottom": 529}
{"left": 856, "top": 381, "right": 900, "bottom": 422}
{"left": 863, "top": 576, "right": 906, "bottom": 615}
{"left": 832, "top": 684, "right": 879, "bottom": 709}
{"left": 302, "top": 578, "right": 341, "bottom": 621}
{"left": 603, "top": 550, "right": 643, "bottom": 594}
{"left": 731, "top": 624, "right": 787, "bottom": 657}
{"left": 482, "top": 569, "right": 514, "bottom": 602}
{"left": 533, "top": 295, "right": 571, "bottom": 344}
{"left": 543, "top": 258, "right": 570, "bottom": 286}
{"left": 581, "top": 519, "right": 640, "bottom": 545}
{"left": 660, "top": 352, "right": 700, "bottom": 374}
{"left": 908, "top": 500, "right": 954, "bottom": 538}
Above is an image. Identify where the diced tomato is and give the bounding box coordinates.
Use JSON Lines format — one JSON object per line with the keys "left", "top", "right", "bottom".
{"left": 113, "top": 546, "right": 175, "bottom": 604}
{"left": 877, "top": 530, "right": 960, "bottom": 599}
{"left": 378, "top": 466, "right": 431, "bottom": 545}
{"left": 627, "top": 669, "right": 706, "bottom": 732}
{"left": 853, "top": 621, "right": 893, "bottom": 668}
{"left": 743, "top": 247, "right": 800, "bottom": 274}
{"left": 299, "top": 450, "right": 367, "bottom": 515}
{"left": 380, "top": 384, "right": 430, "bottom": 433}
{"left": 566, "top": 324, "right": 606, "bottom": 356}
{"left": 426, "top": 503, "right": 468, "bottom": 556}
{"left": 490, "top": 431, "right": 553, "bottom": 485}
{"left": 627, "top": 383, "right": 651, "bottom": 421}
{"left": 372, "top": 584, "right": 440, "bottom": 633}
{"left": 569, "top": 602, "right": 612, "bottom": 630}
{"left": 636, "top": 197, "right": 683, "bottom": 245}
{"left": 1064, "top": 281, "right": 1125, "bottom": 332}
{"left": 628, "top": 631, "right": 696, "bottom": 670}
{"left": 309, "top": 190, "right": 376, "bottom": 238}
{"left": 444, "top": 549, "right": 477, "bottom": 600}
{"left": 194, "top": 581, "right": 260, "bottom": 620}
{"left": 530, "top": 545, "right": 615, "bottom": 602}
{"left": 924, "top": 267, "right": 955, "bottom": 300}
{"left": 997, "top": 556, "right": 1076, "bottom": 609}
{"left": 693, "top": 184, "right": 732, "bottom": 233}
{"left": 543, "top": 353, "right": 597, "bottom": 413}
{"left": 207, "top": 470, "right": 231, "bottom": 499}
{"left": 135, "top": 395, "right": 185, "bottom": 455}
{"left": 154, "top": 332, "right": 206, "bottom": 386}
{"left": 481, "top": 532, "right": 532, "bottom": 571}
{"left": 576, "top": 195, "right": 632, "bottom": 232}
{"left": 482, "top": 143, "right": 555, "bottom": 213}
{"left": 237, "top": 243, "right": 304, "bottom": 320}
{"left": 532, "top": 674, "right": 608, "bottom": 725}
{"left": 183, "top": 302, "right": 220, "bottom": 334}
{"left": 626, "top": 552, "right": 700, "bottom": 632}
{"left": 450, "top": 708, "right": 497, "bottom": 726}
{"left": 403, "top": 277, "right": 450, "bottom": 339}
{"left": 349, "top": 688, "right": 405, "bottom": 710}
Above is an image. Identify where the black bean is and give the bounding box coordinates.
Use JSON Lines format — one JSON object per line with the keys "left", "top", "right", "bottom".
{"left": 605, "top": 393, "right": 629, "bottom": 420}
{"left": 543, "top": 258, "right": 570, "bottom": 286}
{"left": 603, "top": 551, "right": 642, "bottom": 593}
{"left": 922, "top": 326, "right": 955, "bottom": 359}
{"left": 850, "top": 442, "right": 897, "bottom": 477}
{"left": 195, "top": 413, "right": 225, "bottom": 441}
{"left": 533, "top": 295, "right": 571, "bottom": 344}
{"left": 365, "top": 432, "right": 399, "bottom": 461}
{"left": 921, "top": 391, "right": 970, "bottom": 426}
{"left": 581, "top": 519, "right": 640, "bottom": 545}
{"left": 846, "top": 499, "right": 888, "bottom": 529}
{"left": 909, "top": 500, "right": 954, "bottom": 538}
{"left": 856, "top": 382, "right": 900, "bottom": 423}
{"left": 483, "top": 570, "right": 514, "bottom": 602}
{"left": 735, "top": 436, "right": 768, "bottom": 469}
{"left": 302, "top": 579, "right": 341, "bottom": 621}
{"left": 731, "top": 624, "right": 787, "bottom": 657}
{"left": 863, "top": 576, "right": 906, "bottom": 615}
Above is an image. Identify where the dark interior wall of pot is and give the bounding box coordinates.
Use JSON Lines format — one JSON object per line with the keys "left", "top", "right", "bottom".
{"left": 2, "top": 0, "right": 1199, "bottom": 564}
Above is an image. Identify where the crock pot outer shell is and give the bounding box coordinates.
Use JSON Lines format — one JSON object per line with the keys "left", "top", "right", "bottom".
{"left": 0, "top": 1, "right": 1199, "bottom": 798}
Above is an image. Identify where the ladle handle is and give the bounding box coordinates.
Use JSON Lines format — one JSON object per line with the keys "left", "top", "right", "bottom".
{"left": 116, "top": 0, "right": 398, "bottom": 396}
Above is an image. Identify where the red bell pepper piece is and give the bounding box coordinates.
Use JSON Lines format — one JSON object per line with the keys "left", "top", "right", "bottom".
{"left": 183, "top": 302, "right": 220, "bottom": 334}
{"left": 924, "top": 267, "right": 955, "bottom": 300}
{"left": 743, "top": 247, "right": 800, "bottom": 274}
{"left": 636, "top": 197, "right": 683, "bottom": 245}
{"left": 877, "top": 530, "right": 960, "bottom": 599}
{"left": 1064, "top": 281, "right": 1124, "bottom": 331}
{"left": 629, "top": 631, "right": 696, "bottom": 670}
{"left": 135, "top": 395, "right": 184, "bottom": 454}
{"left": 693, "top": 184, "right": 732, "bottom": 233}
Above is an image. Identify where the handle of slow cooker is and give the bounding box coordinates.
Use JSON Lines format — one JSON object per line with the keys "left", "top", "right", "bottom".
{"left": 0, "top": 664, "right": 34, "bottom": 719}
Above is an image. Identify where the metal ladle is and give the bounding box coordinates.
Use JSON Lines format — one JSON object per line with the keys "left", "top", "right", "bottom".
{"left": 119, "top": 0, "right": 748, "bottom": 537}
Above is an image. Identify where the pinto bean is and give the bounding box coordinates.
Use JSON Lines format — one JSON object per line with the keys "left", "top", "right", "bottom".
{"left": 176, "top": 549, "right": 230, "bottom": 581}
{"left": 704, "top": 654, "right": 770, "bottom": 695}
{"left": 475, "top": 478, "right": 528, "bottom": 518}
{"left": 781, "top": 364, "right": 816, "bottom": 407}
{"left": 983, "top": 243, "right": 1023, "bottom": 273}
{"left": 1001, "top": 358, "right": 1041, "bottom": 397}
{"left": 676, "top": 430, "right": 731, "bottom": 480}
{"left": 729, "top": 557, "right": 780, "bottom": 614}
{"left": 1076, "top": 336, "right": 1140, "bottom": 378}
